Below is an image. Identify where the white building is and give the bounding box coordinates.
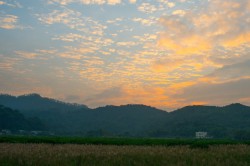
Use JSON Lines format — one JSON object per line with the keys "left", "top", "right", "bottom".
{"left": 195, "top": 131, "right": 208, "bottom": 139}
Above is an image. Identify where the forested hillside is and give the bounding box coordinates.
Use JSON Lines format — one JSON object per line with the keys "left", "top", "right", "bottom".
{"left": 0, "top": 105, "right": 46, "bottom": 131}
{"left": 1, "top": 94, "right": 250, "bottom": 139}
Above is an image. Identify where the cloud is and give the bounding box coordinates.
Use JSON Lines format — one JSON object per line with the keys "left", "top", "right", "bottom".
{"left": 83, "top": 86, "right": 169, "bottom": 108}
{"left": 1, "top": 0, "right": 249, "bottom": 110}
{"left": 129, "top": 0, "right": 136, "bottom": 4}
{"left": 107, "top": 0, "right": 121, "bottom": 5}
{"left": 0, "top": 72, "right": 54, "bottom": 97}
{"left": 172, "top": 10, "right": 186, "bottom": 16}
{"left": 222, "top": 32, "right": 250, "bottom": 48}
{"left": 174, "top": 78, "right": 250, "bottom": 106}
{"left": 199, "top": 60, "right": 250, "bottom": 84}
{"left": 117, "top": 41, "right": 138, "bottom": 47}
{"left": 138, "top": 3, "right": 157, "bottom": 14}
{"left": 48, "top": 0, "right": 74, "bottom": 5}
{"left": 158, "top": 24, "right": 212, "bottom": 55}
{"left": 172, "top": 60, "right": 250, "bottom": 106}
{"left": 36, "top": 49, "right": 58, "bottom": 54}
{"left": 51, "top": 31, "right": 116, "bottom": 58}
{"left": 151, "top": 57, "right": 207, "bottom": 73}
{"left": 52, "top": 33, "right": 85, "bottom": 42}
{"left": 167, "top": 2, "right": 175, "bottom": 8}
{"left": 57, "top": 46, "right": 98, "bottom": 59}
{"left": 0, "top": 55, "right": 21, "bottom": 71}
{"left": 15, "top": 51, "right": 39, "bottom": 59}
{"left": 133, "top": 34, "right": 157, "bottom": 42}
{"left": 155, "top": 0, "right": 250, "bottom": 82}
{"left": 0, "top": 11, "right": 30, "bottom": 30}
{"left": 152, "top": 58, "right": 185, "bottom": 72}
{"left": 0, "top": 1, "right": 22, "bottom": 8}
{"left": 157, "top": 0, "right": 175, "bottom": 8}
{"left": 37, "top": 8, "right": 105, "bottom": 35}
{"left": 84, "top": 87, "right": 124, "bottom": 104}
{"left": 47, "top": 0, "right": 136, "bottom": 5}
{"left": 0, "top": 14, "right": 18, "bottom": 29}
{"left": 158, "top": 0, "right": 250, "bottom": 60}
{"left": 14, "top": 49, "right": 57, "bottom": 59}
{"left": 107, "top": 17, "right": 123, "bottom": 24}
{"left": 132, "top": 17, "right": 157, "bottom": 26}
{"left": 37, "top": 9, "right": 81, "bottom": 25}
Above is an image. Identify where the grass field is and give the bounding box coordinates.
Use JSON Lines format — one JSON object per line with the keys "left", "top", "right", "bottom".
{"left": 1, "top": 136, "right": 250, "bottom": 146}
{"left": 1, "top": 143, "right": 250, "bottom": 166}
{"left": 1, "top": 136, "right": 250, "bottom": 166}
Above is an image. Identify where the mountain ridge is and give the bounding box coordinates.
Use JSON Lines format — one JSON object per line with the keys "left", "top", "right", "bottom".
{"left": 1, "top": 93, "right": 249, "bottom": 112}
{"left": 0, "top": 93, "right": 89, "bottom": 111}
{"left": 1, "top": 93, "right": 250, "bottom": 139}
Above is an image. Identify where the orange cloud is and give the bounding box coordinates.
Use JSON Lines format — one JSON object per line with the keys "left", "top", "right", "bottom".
{"left": 190, "top": 101, "right": 208, "bottom": 106}
{"left": 222, "top": 32, "right": 250, "bottom": 47}
{"left": 15, "top": 51, "right": 39, "bottom": 59}
{"left": 84, "top": 85, "right": 173, "bottom": 109}
{"left": 152, "top": 59, "right": 184, "bottom": 72}
{"left": 168, "top": 81, "right": 196, "bottom": 93}
{"left": 158, "top": 0, "right": 250, "bottom": 58}
{"left": 158, "top": 35, "right": 212, "bottom": 55}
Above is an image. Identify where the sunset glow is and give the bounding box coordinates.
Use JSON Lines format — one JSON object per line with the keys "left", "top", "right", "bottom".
{"left": 0, "top": 0, "right": 250, "bottom": 110}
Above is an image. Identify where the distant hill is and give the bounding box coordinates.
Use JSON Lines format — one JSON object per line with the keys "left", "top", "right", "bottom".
{"left": 0, "top": 93, "right": 88, "bottom": 111}
{"left": 0, "top": 105, "right": 46, "bottom": 131}
{"left": 0, "top": 94, "right": 168, "bottom": 136}
{"left": 151, "top": 104, "right": 250, "bottom": 139}
{"left": 21, "top": 104, "right": 168, "bottom": 137}
{"left": 1, "top": 93, "right": 250, "bottom": 139}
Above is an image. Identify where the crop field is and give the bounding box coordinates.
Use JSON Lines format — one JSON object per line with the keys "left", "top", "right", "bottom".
{"left": 1, "top": 136, "right": 250, "bottom": 166}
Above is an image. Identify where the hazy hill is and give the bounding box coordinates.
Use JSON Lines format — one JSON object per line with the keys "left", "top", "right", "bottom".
{"left": 151, "top": 104, "right": 250, "bottom": 139}
{"left": 0, "top": 94, "right": 168, "bottom": 136}
{"left": 0, "top": 93, "right": 88, "bottom": 112}
{"left": 21, "top": 104, "right": 168, "bottom": 137}
{"left": 1, "top": 94, "right": 250, "bottom": 139}
{"left": 0, "top": 105, "right": 46, "bottom": 131}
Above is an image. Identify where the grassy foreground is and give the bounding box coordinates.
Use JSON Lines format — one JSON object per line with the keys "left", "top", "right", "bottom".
{"left": 1, "top": 143, "right": 250, "bottom": 166}
{"left": 1, "top": 136, "right": 250, "bottom": 165}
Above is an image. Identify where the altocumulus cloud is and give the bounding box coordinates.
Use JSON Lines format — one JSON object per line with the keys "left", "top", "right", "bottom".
{"left": 48, "top": 0, "right": 136, "bottom": 5}
{"left": 158, "top": 0, "right": 250, "bottom": 60}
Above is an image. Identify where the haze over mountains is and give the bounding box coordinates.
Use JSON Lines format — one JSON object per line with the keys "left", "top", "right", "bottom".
{"left": 1, "top": 93, "right": 250, "bottom": 140}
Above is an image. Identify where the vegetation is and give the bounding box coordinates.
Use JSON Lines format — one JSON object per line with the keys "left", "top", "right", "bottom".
{"left": 1, "top": 94, "right": 250, "bottom": 139}
{"left": 0, "top": 93, "right": 88, "bottom": 111}
{"left": 0, "top": 105, "right": 46, "bottom": 131}
{"left": 1, "top": 143, "right": 250, "bottom": 166}
{"left": 0, "top": 136, "right": 250, "bottom": 147}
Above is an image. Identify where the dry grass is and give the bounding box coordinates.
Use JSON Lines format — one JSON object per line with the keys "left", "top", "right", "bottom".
{"left": 1, "top": 143, "right": 250, "bottom": 166}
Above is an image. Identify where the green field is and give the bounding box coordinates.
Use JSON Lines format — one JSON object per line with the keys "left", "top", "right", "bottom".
{"left": 1, "top": 136, "right": 250, "bottom": 146}
{"left": 1, "top": 136, "right": 250, "bottom": 166}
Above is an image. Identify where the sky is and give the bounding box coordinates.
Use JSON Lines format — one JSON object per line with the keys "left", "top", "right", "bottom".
{"left": 0, "top": 0, "right": 250, "bottom": 110}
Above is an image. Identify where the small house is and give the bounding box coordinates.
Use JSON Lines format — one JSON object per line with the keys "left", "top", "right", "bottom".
{"left": 195, "top": 131, "right": 208, "bottom": 139}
